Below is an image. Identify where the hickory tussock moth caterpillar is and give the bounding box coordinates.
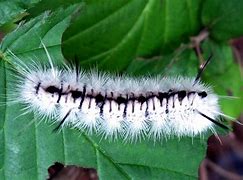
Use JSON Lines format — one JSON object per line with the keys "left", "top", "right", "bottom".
{"left": 6, "top": 44, "right": 229, "bottom": 142}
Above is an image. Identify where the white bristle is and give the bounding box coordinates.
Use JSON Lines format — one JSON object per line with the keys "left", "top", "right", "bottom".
{"left": 5, "top": 47, "right": 228, "bottom": 142}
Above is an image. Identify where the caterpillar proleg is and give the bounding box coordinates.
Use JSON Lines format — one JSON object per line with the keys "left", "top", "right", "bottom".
{"left": 6, "top": 46, "right": 229, "bottom": 142}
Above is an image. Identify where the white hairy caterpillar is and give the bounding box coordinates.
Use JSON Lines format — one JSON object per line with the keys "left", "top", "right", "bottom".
{"left": 6, "top": 45, "right": 229, "bottom": 142}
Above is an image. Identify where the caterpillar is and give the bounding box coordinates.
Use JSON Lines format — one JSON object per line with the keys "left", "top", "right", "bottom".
{"left": 6, "top": 44, "right": 229, "bottom": 142}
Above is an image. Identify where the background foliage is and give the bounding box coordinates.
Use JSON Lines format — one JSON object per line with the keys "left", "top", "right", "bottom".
{"left": 0, "top": 0, "right": 242, "bottom": 179}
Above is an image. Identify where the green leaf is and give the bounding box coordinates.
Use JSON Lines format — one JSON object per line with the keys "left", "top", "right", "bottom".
{"left": 0, "top": 0, "right": 39, "bottom": 30}
{"left": 202, "top": 0, "right": 243, "bottom": 41}
{"left": 26, "top": 0, "right": 83, "bottom": 20}
{"left": 201, "top": 40, "right": 243, "bottom": 117}
{"left": 126, "top": 46, "right": 198, "bottom": 76}
{"left": 62, "top": 0, "right": 201, "bottom": 71}
{"left": 0, "top": 1, "right": 25, "bottom": 26}
{"left": 0, "top": 5, "right": 90, "bottom": 180}
{"left": 0, "top": 58, "right": 6, "bottom": 178}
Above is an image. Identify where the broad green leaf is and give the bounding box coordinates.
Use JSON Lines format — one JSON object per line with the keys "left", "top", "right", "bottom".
{"left": 0, "top": 58, "right": 6, "bottom": 178}
{"left": 26, "top": 0, "right": 83, "bottom": 20}
{"left": 0, "top": 0, "right": 39, "bottom": 30}
{"left": 202, "top": 0, "right": 243, "bottom": 41}
{"left": 0, "top": 5, "right": 93, "bottom": 180}
{"left": 62, "top": 0, "right": 201, "bottom": 71}
{"left": 126, "top": 46, "right": 198, "bottom": 76}
{"left": 201, "top": 40, "right": 243, "bottom": 117}
{"left": 0, "top": 1, "right": 25, "bottom": 26}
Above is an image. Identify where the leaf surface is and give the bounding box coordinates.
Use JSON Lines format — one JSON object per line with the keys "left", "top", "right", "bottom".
{"left": 62, "top": 0, "right": 201, "bottom": 71}
{"left": 202, "top": 0, "right": 243, "bottom": 41}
